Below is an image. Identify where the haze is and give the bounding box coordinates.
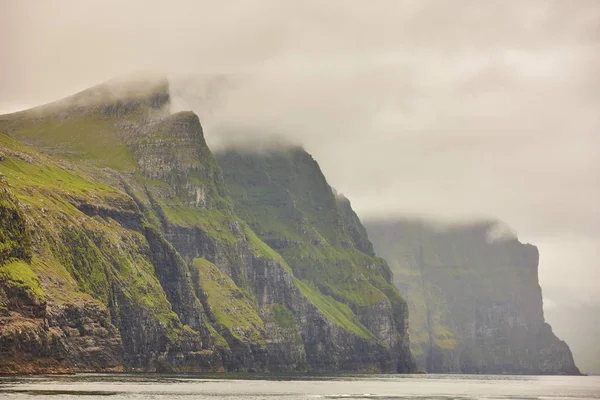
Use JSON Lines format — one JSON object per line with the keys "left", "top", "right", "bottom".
{"left": 1, "top": 0, "right": 598, "bottom": 373}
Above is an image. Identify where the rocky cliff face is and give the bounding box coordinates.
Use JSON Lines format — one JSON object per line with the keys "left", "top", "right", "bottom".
{"left": 364, "top": 219, "right": 580, "bottom": 375}
{"left": 0, "top": 79, "right": 414, "bottom": 373}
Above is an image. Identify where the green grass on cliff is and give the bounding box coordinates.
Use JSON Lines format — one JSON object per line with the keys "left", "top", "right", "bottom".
{"left": 433, "top": 325, "right": 457, "bottom": 349}
{"left": 0, "top": 259, "right": 45, "bottom": 301}
{"left": 243, "top": 225, "right": 291, "bottom": 270}
{"left": 269, "top": 303, "right": 296, "bottom": 329}
{"left": 0, "top": 115, "right": 136, "bottom": 170}
{"left": 225, "top": 183, "right": 389, "bottom": 309}
{"left": 268, "top": 303, "right": 303, "bottom": 346}
{"left": 161, "top": 206, "right": 239, "bottom": 246}
{"left": 295, "top": 279, "right": 376, "bottom": 341}
{"left": 193, "top": 257, "right": 265, "bottom": 346}
{"left": 0, "top": 134, "right": 126, "bottom": 219}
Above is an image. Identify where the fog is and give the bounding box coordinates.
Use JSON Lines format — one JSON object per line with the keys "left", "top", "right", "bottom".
{"left": 1, "top": 0, "right": 598, "bottom": 373}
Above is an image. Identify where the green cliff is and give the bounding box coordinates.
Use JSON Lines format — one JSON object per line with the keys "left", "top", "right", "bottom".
{"left": 364, "top": 219, "right": 580, "bottom": 375}
{"left": 0, "top": 78, "right": 414, "bottom": 373}
{"left": 216, "top": 147, "right": 414, "bottom": 372}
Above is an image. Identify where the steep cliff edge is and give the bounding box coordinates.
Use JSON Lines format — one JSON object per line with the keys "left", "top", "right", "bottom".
{"left": 364, "top": 219, "right": 580, "bottom": 375}
{"left": 216, "top": 148, "right": 414, "bottom": 372}
{"left": 0, "top": 79, "right": 414, "bottom": 373}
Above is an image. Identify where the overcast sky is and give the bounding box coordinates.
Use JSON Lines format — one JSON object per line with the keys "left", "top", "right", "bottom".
{"left": 1, "top": 0, "right": 599, "bottom": 371}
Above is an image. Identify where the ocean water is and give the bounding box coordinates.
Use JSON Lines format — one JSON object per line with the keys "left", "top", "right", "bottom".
{"left": 0, "top": 373, "right": 598, "bottom": 399}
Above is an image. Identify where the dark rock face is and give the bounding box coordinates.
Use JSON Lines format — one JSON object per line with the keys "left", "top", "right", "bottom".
{"left": 0, "top": 80, "right": 414, "bottom": 374}
{"left": 45, "top": 301, "right": 123, "bottom": 371}
{"left": 364, "top": 219, "right": 580, "bottom": 375}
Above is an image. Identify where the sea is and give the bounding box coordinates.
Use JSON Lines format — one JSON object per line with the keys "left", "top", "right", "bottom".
{"left": 0, "top": 373, "right": 598, "bottom": 399}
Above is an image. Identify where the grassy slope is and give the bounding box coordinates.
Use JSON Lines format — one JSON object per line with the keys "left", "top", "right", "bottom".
{"left": 193, "top": 257, "right": 264, "bottom": 345}
{"left": 0, "top": 172, "right": 43, "bottom": 302}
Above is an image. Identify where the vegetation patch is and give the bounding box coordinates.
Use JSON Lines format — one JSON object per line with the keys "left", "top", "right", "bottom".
{"left": 0, "top": 259, "right": 45, "bottom": 301}
{"left": 193, "top": 257, "right": 265, "bottom": 345}
{"left": 162, "top": 206, "right": 239, "bottom": 246}
{"left": 269, "top": 303, "right": 296, "bottom": 329}
{"left": 295, "top": 279, "right": 376, "bottom": 341}
{"left": 433, "top": 325, "right": 458, "bottom": 350}
{"left": 1, "top": 115, "right": 136, "bottom": 170}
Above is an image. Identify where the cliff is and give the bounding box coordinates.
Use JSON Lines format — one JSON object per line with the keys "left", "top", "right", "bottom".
{"left": 216, "top": 148, "right": 414, "bottom": 372}
{"left": 0, "top": 79, "right": 414, "bottom": 373}
{"left": 363, "top": 219, "right": 580, "bottom": 375}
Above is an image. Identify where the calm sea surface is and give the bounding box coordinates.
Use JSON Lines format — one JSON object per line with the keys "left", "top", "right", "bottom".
{"left": 0, "top": 373, "right": 598, "bottom": 399}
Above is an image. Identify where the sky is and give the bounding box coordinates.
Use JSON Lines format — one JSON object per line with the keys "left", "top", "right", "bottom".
{"left": 1, "top": 0, "right": 599, "bottom": 372}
